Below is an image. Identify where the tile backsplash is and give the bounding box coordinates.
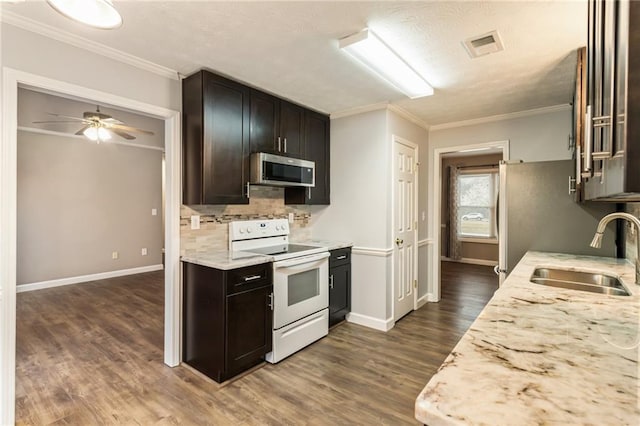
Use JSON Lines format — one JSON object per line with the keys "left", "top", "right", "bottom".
{"left": 625, "top": 202, "right": 639, "bottom": 265}
{"left": 181, "top": 186, "right": 311, "bottom": 253}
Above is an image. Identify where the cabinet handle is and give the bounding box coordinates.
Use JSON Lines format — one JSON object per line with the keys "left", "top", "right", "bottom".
{"left": 246, "top": 182, "right": 251, "bottom": 199}
{"left": 583, "top": 105, "right": 592, "bottom": 176}
{"left": 277, "top": 137, "right": 282, "bottom": 152}
{"left": 336, "top": 255, "right": 347, "bottom": 260}
{"left": 568, "top": 176, "right": 576, "bottom": 194}
{"left": 307, "top": 187, "right": 311, "bottom": 200}
{"left": 268, "top": 293, "right": 274, "bottom": 310}
{"left": 283, "top": 138, "right": 287, "bottom": 153}
{"left": 329, "top": 275, "right": 334, "bottom": 289}
{"left": 243, "top": 275, "right": 262, "bottom": 282}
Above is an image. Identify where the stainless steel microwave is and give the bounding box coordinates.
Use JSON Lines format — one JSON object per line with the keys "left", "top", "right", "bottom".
{"left": 250, "top": 152, "right": 315, "bottom": 187}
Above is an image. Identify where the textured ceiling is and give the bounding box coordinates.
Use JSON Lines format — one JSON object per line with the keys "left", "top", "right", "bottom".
{"left": 2, "top": 1, "right": 587, "bottom": 126}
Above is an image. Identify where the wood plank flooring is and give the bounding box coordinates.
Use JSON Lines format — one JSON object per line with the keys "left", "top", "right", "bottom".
{"left": 16, "top": 261, "right": 498, "bottom": 425}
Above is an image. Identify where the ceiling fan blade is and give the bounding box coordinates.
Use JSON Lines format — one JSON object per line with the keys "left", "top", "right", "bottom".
{"left": 32, "top": 120, "right": 84, "bottom": 124}
{"left": 107, "top": 123, "right": 154, "bottom": 135}
{"left": 102, "top": 117, "right": 123, "bottom": 124}
{"left": 75, "top": 125, "right": 91, "bottom": 136}
{"left": 111, "top": 129, "right": 136, "bottom": 140}
{"left": 46, "top": 113, "right": 87, "bottom": 121}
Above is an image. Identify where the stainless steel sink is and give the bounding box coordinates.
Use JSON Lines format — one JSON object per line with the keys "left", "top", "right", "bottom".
{"left": 530, "top": 268, "right": 630, "bottom": 296}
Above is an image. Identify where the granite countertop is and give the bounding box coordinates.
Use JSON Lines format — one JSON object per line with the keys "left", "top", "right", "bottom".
{"left": 181, "top": 239, "right": 352, "bottom": 270}
{"left": 415, "top": 251, "right": 640, "bottom": 425}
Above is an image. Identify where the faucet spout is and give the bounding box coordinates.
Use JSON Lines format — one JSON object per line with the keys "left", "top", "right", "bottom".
{"left": 591, "top": 212, "right": 640, "bottom": 284}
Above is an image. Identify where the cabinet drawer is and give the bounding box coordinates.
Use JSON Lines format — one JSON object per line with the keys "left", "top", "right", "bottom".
{"left": 329, "top": 248, "right": 351, "bottom": 268}
{"left": 227, "top": 263, "right": 272, "bottom": 295}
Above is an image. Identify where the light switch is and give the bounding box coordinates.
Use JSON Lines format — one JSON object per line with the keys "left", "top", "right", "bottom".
{"left": 112, "top": 251, "right": 118, "bottom": 260}
{"left": 151, "top": 208, "right": 157, "bottom": 216}
{"left": 421, "top": 211, "right": 426, "bottom": 221}
{"left": 288, "top": 212, "right": 294, "bottom": 224}
{"left": 190, "top": 215, "right": 200, "bottom": 230}
{"left": 141, "top": 248, "right": 148, "bottom": 256}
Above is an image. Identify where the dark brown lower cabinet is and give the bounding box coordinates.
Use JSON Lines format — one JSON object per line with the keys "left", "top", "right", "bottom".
{"left": 183, "top": 261, "right": 273, "bottom": 382}
{"left": 328, "top": 248, "right": 351, "bottom": 327}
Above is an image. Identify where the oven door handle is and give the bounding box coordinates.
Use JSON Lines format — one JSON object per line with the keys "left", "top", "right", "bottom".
{"left": 274, "top": 252, "right": 329, "bottom": 269}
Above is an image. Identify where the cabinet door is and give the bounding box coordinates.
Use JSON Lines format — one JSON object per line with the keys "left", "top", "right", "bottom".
{"left": 329, "top": 263, "right": 350, "bottom": 327}
{"left": 279, "top": 100, "right": 304, "bottom": 157}
{"left": 249, "top": 89, "right": 279, "bottom": 154}
{"left": 202, "top": 72, "right": 250, "bottom": 204}
{"left": 226, "top": 285, "right": 273, "bottom": 377}
{"left": 284, "top": 110, "right": 330, "bottom": 205}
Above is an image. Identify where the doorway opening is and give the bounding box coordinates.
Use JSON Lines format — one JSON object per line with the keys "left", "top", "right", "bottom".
{"left": 429, "top": 141, "right": 508, "bottom": 303}
{"left": 1, "top": 69, "right": 181, "bottom": 425}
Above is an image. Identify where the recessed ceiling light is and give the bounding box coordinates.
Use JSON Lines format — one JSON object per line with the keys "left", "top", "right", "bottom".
{"left": 339, "top": 28, "right": 434, "bottom": 99}
{"left": 47, "top": 0, "right": 123, "bottom": 30}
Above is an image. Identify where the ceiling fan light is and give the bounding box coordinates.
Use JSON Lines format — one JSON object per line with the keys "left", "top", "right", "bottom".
{"left": 83, "top": 126, "right": 99, "bottom": 141}
{"left": 46, "top": 0, "right": 123, "bottom": 30}
{"left": 97, "top": 127, "right": 111, "bottom": 141}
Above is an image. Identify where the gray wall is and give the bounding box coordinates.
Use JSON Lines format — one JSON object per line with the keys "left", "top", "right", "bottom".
{"left": 17, "top": 91, "right": 164, "bottom": 285}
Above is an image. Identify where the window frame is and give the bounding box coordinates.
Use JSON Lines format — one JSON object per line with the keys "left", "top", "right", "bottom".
{"left": 456, "top": 169, "right": 499, "bottom": 240}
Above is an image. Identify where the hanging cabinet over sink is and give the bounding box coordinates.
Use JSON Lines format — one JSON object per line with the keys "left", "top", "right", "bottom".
{"left": 182, "top": 69, "right": 330, "bottom": 205}
{"left": 581, "top": 0, "right": 640, "bottom": 201}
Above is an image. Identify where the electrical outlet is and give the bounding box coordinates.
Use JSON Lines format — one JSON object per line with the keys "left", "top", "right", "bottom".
{"left": 112, "top": 251, "right": 118, "bottom": 260}
{"left": 141, "top": 248, "right": 148, "bottom": 256}
{"left": 421, "top": 211, "right": 426, "bottom": 221}
{"left": 151, "top": 208, "right": 157, "bottom": 216}
{"left": 288, "top": 212, "right": 294, "bottom": 224}
{"left": 190, "top": 215, "right": 200, "bottom": 230}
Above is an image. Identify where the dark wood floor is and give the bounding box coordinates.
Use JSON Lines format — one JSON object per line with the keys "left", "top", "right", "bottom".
{"left": 16, "top": 262, "right": 498, "bottom": 425}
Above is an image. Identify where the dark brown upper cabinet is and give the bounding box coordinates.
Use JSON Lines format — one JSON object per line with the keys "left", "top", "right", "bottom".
{"left": 285, "top": 110, "right": 330, "bottom": 205}
{"left": 249, "top": 89, "right": 303, "bottom": 157}
{"left": 182, "top": 70, "right": 250, "bottom": 205}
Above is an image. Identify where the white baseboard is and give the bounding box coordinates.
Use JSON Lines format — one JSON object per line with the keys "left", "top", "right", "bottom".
{"left": 416, "top": 294, "right": 429, "bottom": 308}
{"left": 346, "top": 312, "right": 395, "bottom": 332}
{"left": 17, "top": 264, "right": 164, "bottom": 293}
{"left": 442, "top": 257, "right": 497, "bottom": 267}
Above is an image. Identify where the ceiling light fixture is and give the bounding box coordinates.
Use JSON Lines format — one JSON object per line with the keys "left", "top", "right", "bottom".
{"left": 339, "top": 28, "right": 434, "bottom": 99}
{"left": 83, "top": 125, "right": 112, "bottom": 143}
{"left": 46, "top": 0, "right": 123, "bottom": 29}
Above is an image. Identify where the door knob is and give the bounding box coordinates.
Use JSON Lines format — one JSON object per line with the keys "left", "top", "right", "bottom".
{"left": 395, "top": 238, "right": 404, "bottom": 246}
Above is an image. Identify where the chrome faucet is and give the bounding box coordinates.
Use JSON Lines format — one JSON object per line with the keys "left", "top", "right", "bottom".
{"left": 590, "top": 212, "right": 640, "bottom": 284}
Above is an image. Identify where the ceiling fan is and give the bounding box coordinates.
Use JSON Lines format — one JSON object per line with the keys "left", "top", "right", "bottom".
{"left": 33, "top": 106, "right": 154, "bottom": 142}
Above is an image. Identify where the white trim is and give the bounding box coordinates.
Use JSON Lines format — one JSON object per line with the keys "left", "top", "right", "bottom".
{"left": 17, "top": 126, "right": 165, "bottom": 152}
{"left": 416, "top": 294, "right": 429, "bottom": 309}
{"left": 430, "top": 104, "right": 571, "bottom": 131}
{"left": 418, "top": 238, "right": 432, "bottom": 247}
{"left": 442, "top": 258, "right": 498, "bottom": 267}
{"left": 459, "top": 237, "right": 499, "bottom": 245}
{"left": 345, "top": 312, "right": 394, "bottom": 332}
{"left": 17, "top": 265, "right": 164, "bottom": 293}
{"left": 1, "top": 11, "right": 179, "bottom": 81}
{"left": 1, "top": 68, "right": 181, "bottom": 425}
{"left": 330, "top": 102, "right": 389, "bottom": 120}
{"left": 387, "top": 105, "right": 429, "bottom": 130}
{"left": 430, "top": 140, "right": 509, "bottom": 304}
{"left": 330, "top": 102, "right": 430, "bottom": 130}
{"left": 351, "top": 246, "right": 394, "bottom": 257}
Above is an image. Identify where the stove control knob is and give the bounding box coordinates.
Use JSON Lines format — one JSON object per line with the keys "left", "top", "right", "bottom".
{"left": 239, "top": 228, "right": 245, "bottom": 234}
{"left": 275, "top": 225, "right": 281, "bottom": 231}
{"left": 247, "top": 228, "right": 252, "bottom": 234}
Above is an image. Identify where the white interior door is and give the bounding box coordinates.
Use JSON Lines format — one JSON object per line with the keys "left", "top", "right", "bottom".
{"left": 393, "top": 138, "right": 418, "bottom": 321}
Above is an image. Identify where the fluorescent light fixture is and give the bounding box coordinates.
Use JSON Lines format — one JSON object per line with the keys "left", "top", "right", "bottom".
{"left": 339, "top": 28, "right": 434, "bottom": 99}
{"left": 47, "top": 0, "right": 122, "bottom": 29}
{"left": 84, "top": 126, "right": 111, "bottom": 142}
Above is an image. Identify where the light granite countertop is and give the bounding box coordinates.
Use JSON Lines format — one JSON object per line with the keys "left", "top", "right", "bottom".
{"left": 415, "top": 251, "right": 640, "bottom": 425}
{"left": 181, "top": 239, "right": 352, "bottom": 270}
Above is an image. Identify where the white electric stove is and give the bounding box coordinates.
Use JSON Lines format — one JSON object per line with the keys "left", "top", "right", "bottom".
{"left": 229, "top": 219, "right": 329, "bottom": 363}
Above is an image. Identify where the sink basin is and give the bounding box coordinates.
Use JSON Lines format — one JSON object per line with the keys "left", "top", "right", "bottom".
{"left": 530, "top": 268, "right": 630, "bottom": 296}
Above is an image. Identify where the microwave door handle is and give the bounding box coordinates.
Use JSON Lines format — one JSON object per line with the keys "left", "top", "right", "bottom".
{"left": 274, "top": 252, "right": 329, "bottom": 268}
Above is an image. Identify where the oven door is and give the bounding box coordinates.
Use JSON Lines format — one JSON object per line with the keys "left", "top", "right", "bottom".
{"left": 272, "top": 252, "right": 329, "bottom": 329}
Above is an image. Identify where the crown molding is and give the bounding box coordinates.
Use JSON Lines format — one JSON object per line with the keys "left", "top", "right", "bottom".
{"left": 330, "top": 102, "right": 390, "bottom": 120}
{"left": 1, "top": 11, "right": 179, "bottom": 80}
{"left": 330, "top": 102, "right": 429, "bottom": 130}
{"left": 430, "top": 104, "right": 572, "bottom": 131}
{"left": 387, "top": 104, "right": 430, "bottom": 130}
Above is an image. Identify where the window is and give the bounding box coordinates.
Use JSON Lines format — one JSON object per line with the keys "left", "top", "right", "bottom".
{"left": 457, "top": 171, "right": 498, "bottom": 239}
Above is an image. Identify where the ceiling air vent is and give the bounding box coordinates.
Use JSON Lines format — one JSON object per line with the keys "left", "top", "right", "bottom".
{"left": 463, "top": 30, "right": 504, "bottom": 58}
